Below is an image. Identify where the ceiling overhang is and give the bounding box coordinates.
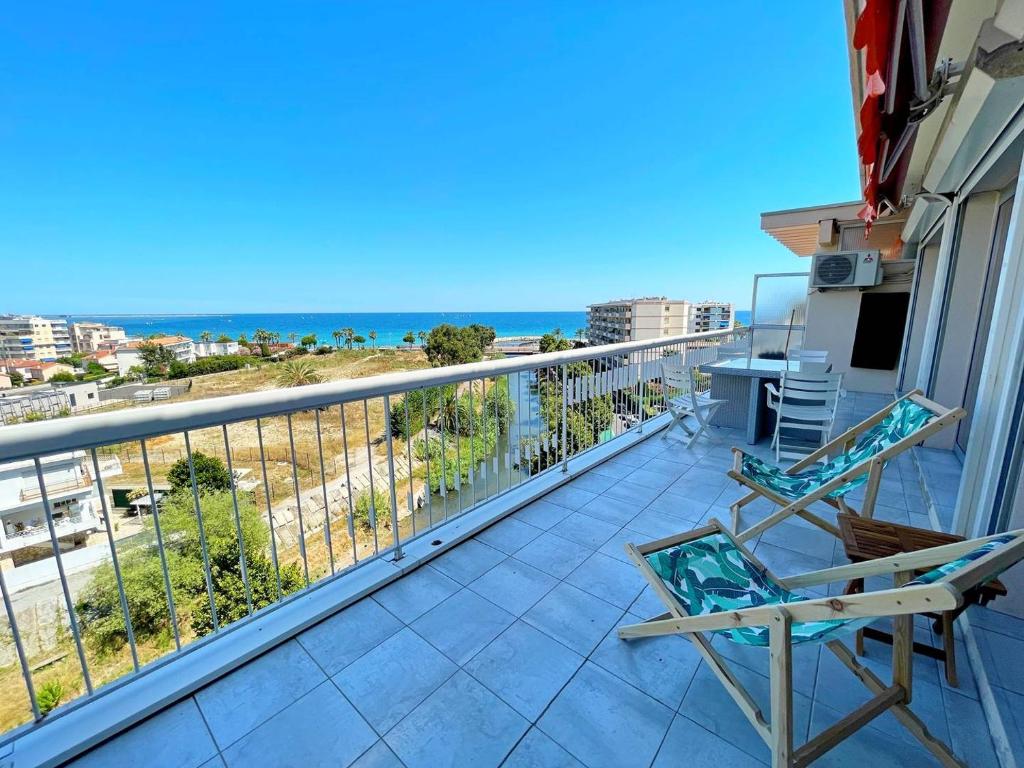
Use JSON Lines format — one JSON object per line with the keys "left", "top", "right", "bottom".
{"left": 761, "top": 200, "right": 866, "bottom": 256}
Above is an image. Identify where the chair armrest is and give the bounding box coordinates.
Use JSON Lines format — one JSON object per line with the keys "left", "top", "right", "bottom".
{"left": 622, "top": 583, "right": 959, "bottom": 636}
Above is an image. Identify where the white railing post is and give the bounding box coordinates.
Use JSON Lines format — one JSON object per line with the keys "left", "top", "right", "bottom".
{"left": 383, "top": 395, "right": 404, "bottom": 560}
{"left": 561, "top": 364, "right": 569, "bottom": 473}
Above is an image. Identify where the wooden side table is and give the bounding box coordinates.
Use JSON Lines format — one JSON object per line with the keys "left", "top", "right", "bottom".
{"left": 837, "top": 513, "right": 1006, "bottom": 687}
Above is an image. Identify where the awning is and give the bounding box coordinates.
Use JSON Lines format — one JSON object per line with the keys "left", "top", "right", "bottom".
{"left": 853, "top": 0, "right": 953, "bottom": 228}
{"left": 761, "top": 200, "right": 866, "bottom": 256}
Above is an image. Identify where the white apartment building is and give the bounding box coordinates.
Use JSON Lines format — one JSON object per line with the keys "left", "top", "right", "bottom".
{"left": 194, "top": 339, "right": 240, "bottom": 358}
{"left": 115, "top": 335, "right": 196, "bottom": 375}
{"left": 586, "top": 297, "right": 689, "bottom": 345}
{"left": 0, "top": 452, "right": 101, "bottom": 570}
{"left": 686, "top": 301, "right": 734, "bottom": 333}
{"left": 0, "top": 315, "right": 72, "bottom": 362}
{"left": 70, "top": 321, "right": 127, "bottom": 353}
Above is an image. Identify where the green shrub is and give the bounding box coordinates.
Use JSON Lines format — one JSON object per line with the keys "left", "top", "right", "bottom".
{"left": 166, "top": 451, "right": 232, "bottom": 494}
{"left": 353, "top": 489, "right": 392, "bottom": 532}
{"left": 36, "top": 681, "right": 64, "bottom": 716}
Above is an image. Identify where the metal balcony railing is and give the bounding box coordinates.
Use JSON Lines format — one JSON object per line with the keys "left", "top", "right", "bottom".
{"left": 0, "top": 327, "right": 744, "bottom": 742}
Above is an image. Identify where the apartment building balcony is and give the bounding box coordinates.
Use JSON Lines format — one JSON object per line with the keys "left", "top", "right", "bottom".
{"left": 1, "top": 501, "right": 100, "bottom": 554}
{"left": 0, "top": 333, "right": 1016, "bottom": 768}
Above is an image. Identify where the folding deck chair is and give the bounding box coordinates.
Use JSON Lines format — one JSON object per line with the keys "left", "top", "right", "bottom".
{"left": 660, "top": 360, "right": 726, "bottom": 448}
{"left": 619, "top": 519, "right": 1024, "bottom": 767}
{"left": 765, "top": 370, "right": 845, "bottom": 462}
{"left": 727, "top": 390, "right": 965, "bottom": 544}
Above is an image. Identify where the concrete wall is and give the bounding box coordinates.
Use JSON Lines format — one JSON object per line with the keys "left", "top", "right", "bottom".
{"left": 803, "top": 271, "right": 912, "bottom": 394}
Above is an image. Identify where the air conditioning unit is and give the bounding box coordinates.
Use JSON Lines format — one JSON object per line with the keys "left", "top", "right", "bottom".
{"left": 810, "top": 250, "right": 883, "bottom": 289}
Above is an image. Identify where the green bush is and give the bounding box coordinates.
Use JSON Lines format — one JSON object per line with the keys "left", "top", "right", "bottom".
{"left": 76, "top": 490, "right": 304, "bottom": 651}
{"left": 353, "top": 489, "right": 392, "bottom": 532}
{"left": 166, "top": 451, "right": 232, "bottom": 494}
{"left": 167, "top": 355, "right": 252, "bottom": 379}
{"left": 36, "top": 681, "right": 64, "bottom": 716}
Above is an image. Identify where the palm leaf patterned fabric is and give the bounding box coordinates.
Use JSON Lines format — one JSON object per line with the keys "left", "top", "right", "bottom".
{"left": 644, "top": 533, "right": 872, "bottom": 646}
{"left": 905, "top": 534, "right": 1017, "bottom": 587}
{"left": 740, "top": 399, "right": 934, "bottom": 500}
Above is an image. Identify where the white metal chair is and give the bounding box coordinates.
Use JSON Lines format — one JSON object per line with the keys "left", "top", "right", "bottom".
{"left": 765, "top": 371, "right": 845, "bottom": 462}
{"left": 660, "top": 361, "right": 726, "bottom": 447}
{"left": 786, "top": 347, "right": 829, "bottom": 363}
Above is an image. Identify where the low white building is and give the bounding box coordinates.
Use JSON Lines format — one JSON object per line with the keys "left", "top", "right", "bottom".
{"left": 194, "top": 340, "right": 240, "bottom": 358}
{"left": 116, "top": 335, "right": 196, "bottom": 376}
{"left": 0, "top": 452, "right": 101, "bottom": 570}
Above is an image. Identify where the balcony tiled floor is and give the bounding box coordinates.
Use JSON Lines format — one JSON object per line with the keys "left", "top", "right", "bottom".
{"left": 67, "top": 418, "right": 1007, "bottom": 768}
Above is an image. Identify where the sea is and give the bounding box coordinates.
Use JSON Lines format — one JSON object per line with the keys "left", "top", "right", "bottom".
{"left": 66, "top": 310, "right": 752, "bottom": 347}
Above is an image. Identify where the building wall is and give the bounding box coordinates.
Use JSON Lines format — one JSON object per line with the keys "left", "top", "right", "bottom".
{"left": 899, "top": 240, "right": 941, "bottom": 391}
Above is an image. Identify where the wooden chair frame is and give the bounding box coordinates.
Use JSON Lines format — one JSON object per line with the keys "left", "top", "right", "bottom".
{"left": 619, "top": 519, "right": 1024, "bottom": 768}
{"left": 728, "top": 390, "right": 965, "bottom": 544}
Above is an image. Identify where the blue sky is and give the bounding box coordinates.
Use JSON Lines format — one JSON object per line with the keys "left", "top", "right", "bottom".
{"left": 1, "top": 2, "right": 860, "bottom": 313}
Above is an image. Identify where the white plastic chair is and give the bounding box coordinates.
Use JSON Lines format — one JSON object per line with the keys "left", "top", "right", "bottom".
{"left": 765, "top": 371, "right": 845, "bottom": 462}
{"left": 660, "top": 361, "right": 726, "bottom": 448}
{"left": 786, "top": 347, "right": 829, "bottom": 363}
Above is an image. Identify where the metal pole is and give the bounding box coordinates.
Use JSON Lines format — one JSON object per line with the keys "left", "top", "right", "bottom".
{"left": 313, "top": 410, "right": 335, "bottom": 575}
{"left": 141, "top": 441, "right": 181, "bottom": 649}
{"left": 0, "top": 555, "right": 40, "bottom": 720}
{"left": 286, "top": 414, "right": 310, "bottom": 585}
{"left": 183, "top": 432, "right": 219, "bottom": 632}
{"left": 255, "top": 419, "right": 283, "bottom": 600}
{"left": 561, "top": 364, "right": 569, "bottom": 473}
{"left": 382, "top": 395, "right": 403, "bottom": 560}
{"left": 222, "top": 426, "right": 254, "bottom": 614}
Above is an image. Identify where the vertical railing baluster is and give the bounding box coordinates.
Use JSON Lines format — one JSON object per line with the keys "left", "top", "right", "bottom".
{"left": 222, "top": 425, "right": 254, "bottom": 615}
{"left": 561, "top": 363, "right": 569, "bottom": 472}
{"left": 439, "top": 387, "right": 448, "bottom": 521}
{"left": 0, "top": 562, "right": 39, "bottom": 720}
{"left": 468, "top": 380, "right": 477, "bottom": 506}
{"left": 141, "top": 440, "right": 181, "bottom": 649}
{"left": 339, "top": 405, "right": 358, "bottom": 565}
{"left": 90, "top": 448, "right": 139, "bottom": 671}
{"left": 286, "top": 414, "right": 310, "bottom": 585}
{"left": 256, "top": 419, "right": 283, "bottom": 600}
{"left": 362, "top": 400, "right": 379, "bottom": 555}
{"left": 183, "top": 432, "right": 219, "bottom": 632}
{"left": 421, "top": 388, "right": 433, "bottom": 529}
{"left": 500, "top": 373, "right": 509, "bottom": 490}
{"left": 405, "top": 395, "right": 416, "bottom": 536}
{"left": 382, "top": 395, "right": 403, "bottom": 559}
{"left": 313, "top": 410, "right": 335, "bottom": 575}
{"left": 33, "top": 458, "right": 92, "bottom": 693}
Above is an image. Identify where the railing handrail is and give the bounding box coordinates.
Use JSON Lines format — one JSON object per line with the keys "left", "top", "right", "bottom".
{"left": 0, "top": 328, "right": 739, "bottom": 463}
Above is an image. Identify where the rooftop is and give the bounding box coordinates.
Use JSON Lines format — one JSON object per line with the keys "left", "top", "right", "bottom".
{"left": 61, "top": 405, "right": 1010, "bottom": 768}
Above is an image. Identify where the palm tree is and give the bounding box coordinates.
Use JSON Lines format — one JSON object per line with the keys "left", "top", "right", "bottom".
{"left": 368, "top": 330, "right": 377, "bottom": 349}
{"left": 417, "top": 330, "right": 427, "bottom": 346}
{"left": 287, "top": 332, "right": 298, "bottom": 346}
{"left": 575, "top": 328, "right": 586, "bottom": 343}
{"left": 275, "top": 360, "right": 326, "bottom": 387}
{"left": 199, "top": 330, "right": 213, "bottom": 343}
{"left": 332, "top": 330, "right": 343, "bottom": 349}
{"left": 342, "top": 327, "right": 356, "bottom": 350}
{"left": 552, "top": 327, "right": 563, "bottom": 339}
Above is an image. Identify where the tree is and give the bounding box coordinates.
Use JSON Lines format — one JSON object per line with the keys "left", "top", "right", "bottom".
{"left": 9, "top": 371, "right": 24, "bottom": 386}
{"left": 342, "top": 327, "right": 355, "bottom": 350}
{"left": 467, "top": 324, "right": 496, "bottom": 349}
{"left": 539, "top": 332, "right": 572, "bottom": 353}
{"left": 368, "top": 330, "right": 377, "bottom": 349}
{"left": 237, "top": 333, "right": 248, "bottom": 345}
{"left": 199, "top": 330, "right": 213, "bottom": 343}
{"left": 275, "top": 360, "right": 325, "bottom": 387}
{"left": 575, "top": 328, "right": 587, "bottom": 343}
{"left": 424, "top": 324, "right": 492, "bottom": 367}
{"left": 353, "top": 334, "right": 366, "bottom": 349}
{"left": 287, "top": 332, "right": 299, "bottom": 346}
{"left": 166, "top": 451, "right": 232, "bottom": 494}
{"left": 216, "top": 334, "right": 233, "bottom": 343}
{"left": 300, "top": 334, "right": 318, "bottom": 350}
{"left": 403, "top": 331, "right": 416, "bottom": 345}
{"left": 138, "top": 342, "right": 176, "bottom": 374}
{"left": 332, "top": 330, "right": 343, "bottom": 349}
{"left": 76, "top": 490, "right": 303, "bottom": 650}
{"left": 417, "top": 330, "right": 427, "bottom": 346}
{"left": 50, "top": 371, "right": 76, "bottom": 383}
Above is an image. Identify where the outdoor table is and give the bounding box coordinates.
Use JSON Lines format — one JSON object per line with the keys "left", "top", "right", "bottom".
{"left": 837, "top": 513, "right": 1006, "bottom": 687}
{"left": 696, "top": 357, "right": 831, "bottom": 444}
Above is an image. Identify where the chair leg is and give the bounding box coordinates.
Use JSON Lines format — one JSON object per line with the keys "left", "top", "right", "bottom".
{"left": 769, "top": 610, "right": 794, "bottom": 768}
{"left": 941, "top": 612, "right": 958, "bottom": 688}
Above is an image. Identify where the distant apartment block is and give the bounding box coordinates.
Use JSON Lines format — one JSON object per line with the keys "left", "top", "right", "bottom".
{"left": 686, "top": 300, "right": 734, "bottom": 333}
{"left": 194, "top": 339, "right": 240, "bottom": 358}
{"left": 586, "top": 297, "right": 690, "bottom": 345}
{"left": 0, "top": 452, "right": 101, "bottom": 570}
{"left": 115, "top": 335, "right": 196, "bottom": 375}
{"left": 0, "top": 315, "right": 72, "bottom": 362}
{"left": 70, "top": 321, "right": 127, "bottom": 353}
